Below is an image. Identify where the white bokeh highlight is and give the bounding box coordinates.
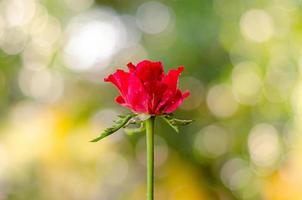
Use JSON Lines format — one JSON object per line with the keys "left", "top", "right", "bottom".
{"left": 64, "top": 9, "right": 126, "bottom": 72}
{"left": 136, "top": 1, "right": 172, "bottom": 34}
{"left": 248, "top": 123, "right": 281, "bottom": 168}
{"left": 207, "top": 84, "right": 238, "bottom": 118}
{"left": 194, "top": 125, "right": 229, "bottom": 158}
{"left": 232, "top": 61, "right": 262, "bottom": 105}
{"left": 240, "top": 9, "right": 274, "bottom": 43}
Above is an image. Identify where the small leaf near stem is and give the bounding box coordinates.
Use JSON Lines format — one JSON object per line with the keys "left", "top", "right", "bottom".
{"left": 90, "top": 113, "right": 137, "bottom": 142}
{"left": 124, "top": 122, "right": 145, "bottom": 135}
{"left": 162, "top": 117, "right": 179, "bottom": 133}
{"left": 124, "top": 113, "right": 150, "bottom": 135}
{"left": 161, "top": 114, "right": 193, "bottom": 133}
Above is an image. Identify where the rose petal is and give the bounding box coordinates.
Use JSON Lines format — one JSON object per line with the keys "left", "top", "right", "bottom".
{"left": 127, "top": 62, "right": 136, "bottom": 72}
{"left": 115, "top": 95, "right": 126, "bottom": 104}
{"left": 127, "top": 73, "right": 149, "bottom": 113}
{"left": 136, "top": 60, "right": 164, "bottom": 82}
{"left": 163, "top": 90, "right": 189, "bottom": 113}
{"left": 143, "top": 81, "right": 167, "bottom": 114}
{"left": 104, "top": 69, "right": 129, "bottom": 97}
{"left": 163, "top": 66, "right": 184, "bottom": 91}
{"left": 154, "top": 66, "right": 184, "bottom": 113}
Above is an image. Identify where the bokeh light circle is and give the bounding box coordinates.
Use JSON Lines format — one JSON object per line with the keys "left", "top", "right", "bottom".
{"left": 240, "top": 9, "right": 274, "bottom": 42}
{"left": 248, "top": 123, "right": 281, "bottom": 168}
{"left": 207, "top": 84, "right": 238, "bottom": 118}
{"left": 136, "top": 1, "right": 172, "bottom": 34}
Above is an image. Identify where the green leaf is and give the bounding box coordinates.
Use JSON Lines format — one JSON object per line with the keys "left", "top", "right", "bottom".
{"left": 128, "top": 114, "right": 151, "bottom": 124}
{"left": 124, "top": 114, "right": 149, "bottom": 135}
{"left": 90, "top": 113, "right": 136, "bottom": 142}
{"left": 162, "top": 114, "right": 193, "bottom": 133}
{"left": 162, "top": 117, "right": 179, "bottom": 133}
{"left": 124, "top": 122, "right": 145, "bottom": 135}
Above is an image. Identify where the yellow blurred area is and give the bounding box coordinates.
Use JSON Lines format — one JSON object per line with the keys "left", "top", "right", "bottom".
{"left": 265, "top": 134, "right": 302, "bottom": 200}
{"left": 129, "top": 156, "right": 208, "bottom": 200}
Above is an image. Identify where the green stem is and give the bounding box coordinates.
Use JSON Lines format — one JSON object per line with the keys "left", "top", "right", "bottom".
{"left": 145, "top": 116, "right": 155, "bottom": 200}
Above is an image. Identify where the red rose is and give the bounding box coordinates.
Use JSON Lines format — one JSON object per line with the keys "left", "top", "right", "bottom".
{"left": 104, "top": 60, "right": 190, "bottom": 115}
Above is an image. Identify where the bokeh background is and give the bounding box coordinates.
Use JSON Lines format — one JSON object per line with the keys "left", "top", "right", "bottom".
{"left": 0, "top": 0, "right": 302, "bottom": 199}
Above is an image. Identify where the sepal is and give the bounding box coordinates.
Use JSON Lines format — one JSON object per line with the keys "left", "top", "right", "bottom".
{"left": 124, "top": 114, "right": 149, "bottom": 135}
{"left": 90, "top": 113, "right": 137, "bottom": 142}
{"left": 125, "top": 122, "right": 145, "bottom": 135}
{"left": 129, "top": 114, "right": 151, "bottom": 123}
{"left": 162, "top": 114, "right": 193, "bottom": 133}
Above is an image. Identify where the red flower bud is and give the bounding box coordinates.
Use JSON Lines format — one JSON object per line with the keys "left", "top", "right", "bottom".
{"left": 104, "top": 60, "right": 190, "bottom": 115}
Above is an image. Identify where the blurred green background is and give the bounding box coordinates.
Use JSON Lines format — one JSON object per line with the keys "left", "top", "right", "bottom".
{"left": 0, "top": 0, "right": 302, "bottom": 199}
